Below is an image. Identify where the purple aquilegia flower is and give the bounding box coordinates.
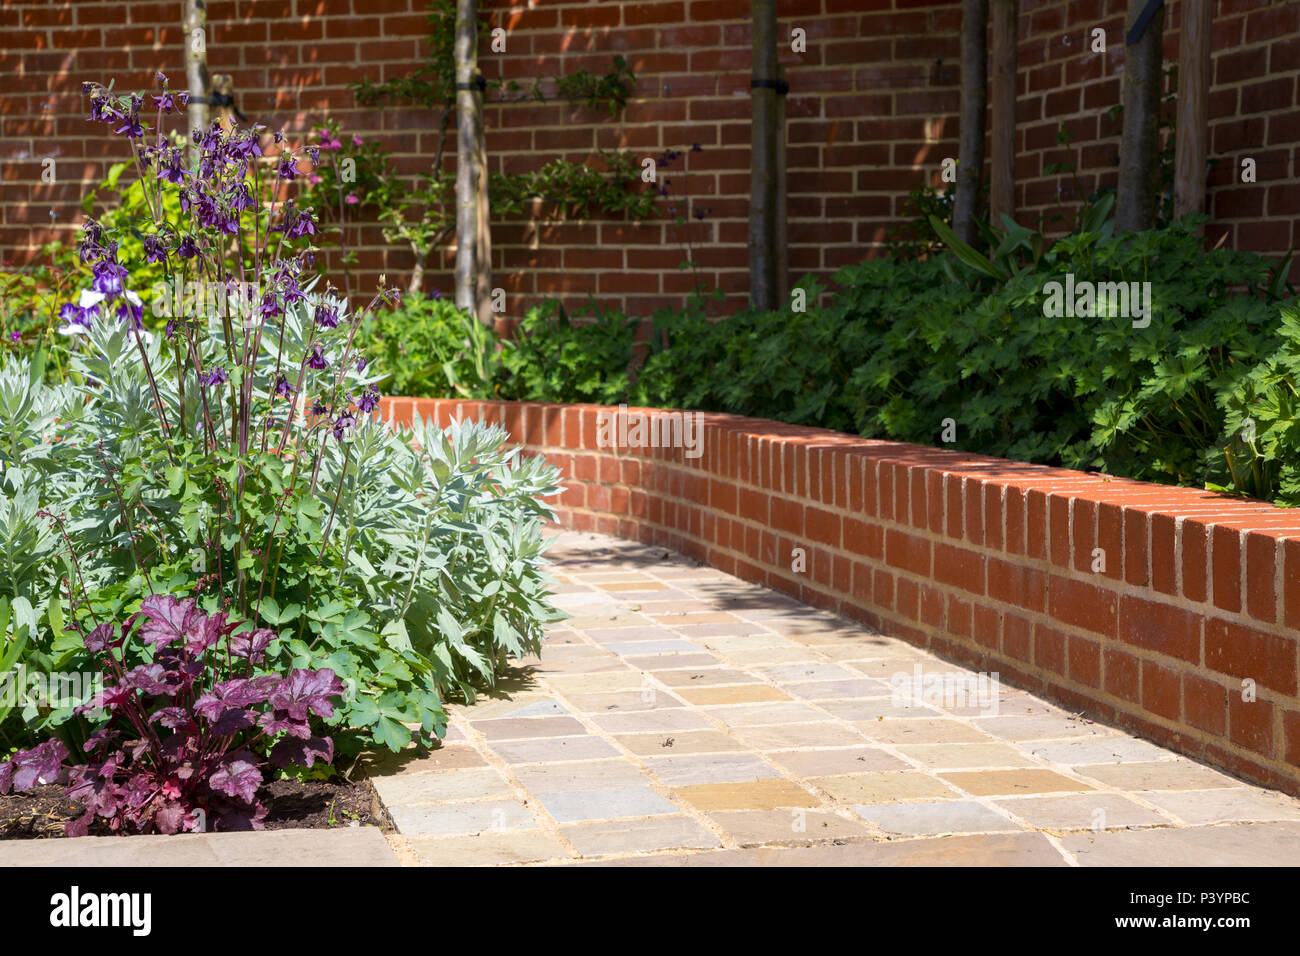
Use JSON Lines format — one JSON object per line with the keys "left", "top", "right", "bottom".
{"left": 277, "top": 156, "right": 300, "bottom": 180}
{"left": 152, "top": 91, "right": 181, "bottom": 113}
{"left": 273, "top": 373, "right": 294, "bottom": 397}
{"left": 199, "top": 367, "right": 229, "bottom": 388}
{"left": 165, "top": 320, "right": 177, "bottom": 340}
{"left": 356, "top": 356, "right": 368, "bottom": 373}
{"left": 259, "top": 293, "right": 282, "bottom": 320}
{"left": 114, "top": 111, "right": 145, "bottom": 140}
{"left": 430, "top": 289, "right": 442, "bottom": 300}
{"left": 313, "top": 303, "right": 338, "bottom": 329}
{"left": 177, "top": 235, "right": 199, "bottom": 259}
{"left": 331, "top": 412, "right": 356, "bottom": 441}
{"left": 356, "top": 384, "right": 380, "bottom": 414}
{"left": 229, "top": 134, "right": 262, "bottom": 161}
{"left": 311, "top": 398, "right": 329, "bottom": 417}
{"left": 286, "top": 208, "right": 316, "bottom": 239}
{"left": 143, "top": 234, "right": 168, "bottom": 264}
{"left": 91, "top": 260, "right": 127, "bottom": 298}
{"left": 115, "top": 298, "right": 145, "bottom": 331}
{"left": 307, "top": 344, "right": 328, "bottom": 370}
{"left": 157, "top": 148, "right": 186, "bottom": 185}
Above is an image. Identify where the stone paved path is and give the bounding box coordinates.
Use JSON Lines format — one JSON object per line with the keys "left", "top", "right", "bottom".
{"left": 372, "top": 530, "right": 1300, "bottom": 866}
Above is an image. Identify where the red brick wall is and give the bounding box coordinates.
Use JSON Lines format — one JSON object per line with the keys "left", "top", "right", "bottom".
{"left": 382, "top": 395, "right": 1300, "bottom": 795}
{"left": 2, "top": 0, "right": 1297, "bottom": 317}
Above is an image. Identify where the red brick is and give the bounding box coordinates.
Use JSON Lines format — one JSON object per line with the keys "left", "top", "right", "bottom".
{"left": 1104, "top": 648, "right": 1141, "bottom": 705}
{"left": 1068, "top": 635, "right": 1101, "bottom": 687}
{"left": 1141, "top": 661, "right": 1182, "bottom": 721}
{"left": 1182, "top": 520, "right": 1209, "bottom": 602}
{"left": 1034, "top": 624, "right": 1067, "bottom": 676}
{"left": 885, "top": 530, "right": 931, "bottom": 578}
{"left": 1228, "top": 695, "right": 1273, "bottom": 757}
{"left": 932, "top": 542, "right": 985, "bottom": 595}
{"left": 1048, "top": 577, "right": 1118, "bottom": 638}
{"left": 1210, "top": 525, "right": 1242, "bottom": 612}
{"left": 1118, "top": 596, "right": 1202, "bottom": 664}
{"left": 1204, "top": 619, "right": 1297, "bottom": 695}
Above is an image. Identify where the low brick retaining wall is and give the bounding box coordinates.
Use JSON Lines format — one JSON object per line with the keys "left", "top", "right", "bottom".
{"left": 381, "top": 396, "right": 1300, "bottom": 795}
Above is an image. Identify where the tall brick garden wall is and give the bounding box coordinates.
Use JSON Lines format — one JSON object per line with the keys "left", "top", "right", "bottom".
{"left": 2, "top": 0, "right": 1298, "bottom": 317}
{"left": 381, "top": 395, "right": 1300, "bottom": 796}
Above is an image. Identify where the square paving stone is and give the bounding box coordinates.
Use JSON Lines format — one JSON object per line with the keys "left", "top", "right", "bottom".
{"left": 768, "top": 746, "right": 910, "bottom": 777}
{"left": 701, "top": 701, "right": 826, "bottom": 727}
{"left": 643, "top": 752, "right": 780, "bottom": 786}
{"left": 939, "top": 769, "right": 1096, "bottom": 797}
{"left": 675, "top": 684, "right": 791, "bottom": 705}
{"left": 590, "top": 709, "right": 714, "bottom": 734}
{"left": 652, "top": 668, "right": 761, "bottom": 687}
{"left": 471, "top": 715, "right": 588, "bottom": 740}
{"left": 623, "top": 652, "right": 725, "bottom": 670}
{"left": 536, "top": 786, "right": 681, "bottom": 823}
{"left": 512, "top": 760, "right": 656, "bottom": 794}
{"left": 822, "top": 700, "right": 941, "bottom": 721}
{"left": 708, "top": 809, "right": 875, "bottom": 846}
{"left": 565, "top": 690, "right": 686, "bottom": 713}
{"left": 856, "top": 718, "right": 995, "bottom": 745}
{"left": 784, "top": 679, "right": 893, "bottom": 700}
{"left": 853, "top": 801, "right": 1022, "bottom": 837}
{"left": 363, "top": 745, "right": 487, "bottom": 776}
{"left": 895, "top": 743, "right": 1038, "bottom": 770}
{"left": 674, "top": 778, "right": 821, "bottom": 811}
{"left": 458, "top": 696, "right": 569, "bottom": 719}
{"left": 759, "top": 662, "right": 860, "bottom": 682}
{"left": 606, "top": 640, "right": 705, "bottom": 655}
{"left": 1028, "top": 738, "right": 1173, "bottom": 765}
{"left": 373, "top": 768, "right": 513, "bottom": 807}
{"left": 1070, "top": 760, "right": 1243, "bottom": 791}
{"left": 585, "top": 626, "right": 677, "bottom": 643}
{"left": 971, "top": 714, "right": 1115, "bottom": 741}
{"left": 405, "top": 830, "right": 572, "bottom": 866}
{"left": 734, "top": 722, "right": 868, "bottom": 750}
{"left": 615, "top": 730, "right": 747, "bottom": 755}
{"left": 720, "top": 647, "right": 831, "bottom": 664}
{"left": 993, "top": 793, "right": 1169, "bottom": 831}
{"left": 544, "top": 671, "right": 644, "bottom": 693}
{"left": 1136, "top": 788, "right": 1300, "bottom": 825}
{"left": 388, "top": 799, "right": 536, "bottom": 837}
{"left": 490, "top": 736, "right": 620, "bottom": 764}
{"left": 812, "top": 772, "right": 959, "bottom": 804}
{"left": 561, "top": 815, "right": 721, "bottom": 856}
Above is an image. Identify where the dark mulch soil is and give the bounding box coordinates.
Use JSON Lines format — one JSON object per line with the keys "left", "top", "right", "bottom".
{"left": 0, "top": 775, "right": 391, "bottom": 840}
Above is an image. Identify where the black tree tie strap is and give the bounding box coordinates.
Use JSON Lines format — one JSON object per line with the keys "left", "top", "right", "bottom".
{"left": 193, "top": 92, "right": 247, "bottom": 123}
{"left": 1125, "top": 0, "right": 1165, "bottom": 45}
{"left": 455, "top": 76, "right": 488, "bottom": 93}
{"left": 750, "top": 78, "right": 790, "bottom": 96}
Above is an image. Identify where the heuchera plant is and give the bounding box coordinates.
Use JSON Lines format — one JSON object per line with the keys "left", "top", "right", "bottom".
{"left": 0, "top": 595, "right": 343, "bottom": 835}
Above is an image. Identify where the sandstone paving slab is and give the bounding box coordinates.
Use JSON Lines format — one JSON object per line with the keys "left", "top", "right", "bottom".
{"left": 0, "top": 827, "right": 400, "bottom": 867}
{"left": 939, "top": 768, "right": 1096, "bottom": 797}
{"left": 716, "top": 647, "right": 832, "bottom": 665}
{"left": 589, "top": 709, "right": 715, "bottom": 734}
{"left": 387, "top": 800, "right": 536, "bottom": 837}
{"left": 642, "top": 752, "right": 781, "bottom": 786}
{"left": 758, "top": 662, "right": 862, "bottom": 682}
{"left": 512, "top": 759, "right": 656, "bottom": 794}
{"left": 708, "top": 808, "right": 876, "bottom": 846}
{"left": 605, "top": 639, "right": 705, "bottom": 655}
{"left": 856, "top": 718, "right": 995, "bottom": 745}
{"left": 784, "top": 679, "right": 894, "bottom": 700}
{"left": 1135, "top": 788, "right": 1300, "bottom": 825}
{"left": 542, "top": 671, "right": 645, "bottom": 694}
{"left": 489, "top": 736, "right": 621, "bottom": 764}
{"left": 470, "top": 715, "right": 589, "bottom": 740}
{"left": 675, "top": 684, "right": 791, "bottom": 705}
{"left": 894, "top": 742, "right": 1040, "bottom": 770}
{"left": 821, "top": 700, "right": 942, "bottom": 721}
{"left": 1071, "top": 760, "right": 1244, "bottom": 791}
{"left": 674, "top": 778, "right": 821, "bottom": 811}
{"left": 564, "top": 690, "right": 687, "bottom": 713}
{"left": 622, "top": 652, "right": 725, "bottom": 670}
{"left": 767, "top": 746, "right": 911, "bottom": 777}
{"left": 363, "top": 745, "right": 488, "bottom": 776}
{"left": 585, "top": 626, "right": 683, "bottom": 643}
{"left": 673, "top": 621, "right": 775, "bottom": 638}
{"left": 1062, "top": 822, "right": 1300, "bottom": 867}
{"left": 537, "top": 786, "right": 681, "bottom": 823}
{"left": 854, "top": 801, "right": 1023, "bottom": 837}
{"left": 614, "top": 730, "right": 748, "bottom": 755}
{"left": 699, "top": 700, "right": 827, "bottom": 726}
{"left": 651, "top": 667, "right": 761, "bottom": 687}
{"left": 373, "top": 767, "right": 514, "bottom": 807}
{"left": 732, "top": 721, "right": 868, "bottom": 750}
{"left": 456, "top": 696, "right": 569, "bottom": 720}
{"left": 1027, "top": 737, "right": 1175, "bottom": 765}
{"left": 403, "top": 830, "right": 572, "bottom": 866}
{"left": 812, "top": 772, "right": 960, "bottom": 804}
{"left": 566, "top": 832, "right": 1066, "bottom": 866}
{"left": 993, "top": 793, "right": 1170, "bottom": 830}
{"left": 972, "top": 714, "right": 1116, "bottom": 741}
{"left": 560, "top": 815, "right": 721, "bottom": 856}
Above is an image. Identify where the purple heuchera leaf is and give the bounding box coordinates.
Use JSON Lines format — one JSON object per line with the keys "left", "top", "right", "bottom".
{"left": 122, "top": 662, "right": 180, "bottom": 696}
{"left": 270, "top": 736, "right": 334, "bottom": 769}
{"left": 269, "top": 668, "right": 345, "bottom": 720}
{"left": 208, "top": 756, "right": 262, "bottom": 804}
{"left": 195, "top": 677, "right": 278, "bottom": 720}
{"left": 138, "top": 594, "right": 201, "bottom": 649}
{"left": 0, "top": 739, "right": 69, "bottom": 793}
{"left": 229, "top": 627, "right": 275, "bottom": 663}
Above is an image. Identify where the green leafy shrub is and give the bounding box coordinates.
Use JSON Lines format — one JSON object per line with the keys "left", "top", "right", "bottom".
{"left": 500, "top": 299, "right": 637, "bottom": 405}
